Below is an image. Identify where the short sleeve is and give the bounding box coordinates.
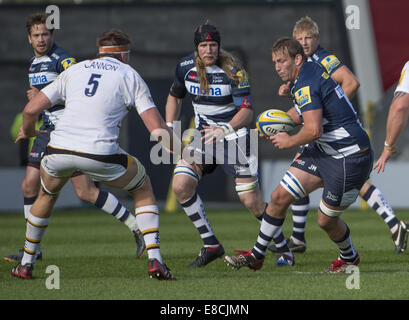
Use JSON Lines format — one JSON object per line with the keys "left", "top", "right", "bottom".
{"left": 169, "top": 62, "right": 187, "bottom": 98}
{"left": 41, "top": 70, "right": 67, "bottom": 105}
{"left": 395, "top": 61, "right": 409, "bottom": 94}
{"left": 293, "top": 81, "right": 322, "bottom": 112}
{"left": 126, "top": 70, "right": 157, "bottom": 115}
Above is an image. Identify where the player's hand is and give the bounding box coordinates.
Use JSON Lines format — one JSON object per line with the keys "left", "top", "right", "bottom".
{"left": 201, "top": 125, "right": 226, "bottom": 145}
{"left": 278, "top": 82, "right": 291, "bottom": 98}
{"left": 270, "top": 132, "right": 292, "bottom": 149}
{"left": 373, "top": 149, "right": 393, "bottom": 173}
{"left": 26, "top": 85, "right": 39, "bottom": 101}
{"left": 15, "top": 125, "right": 46, "bottom": 143}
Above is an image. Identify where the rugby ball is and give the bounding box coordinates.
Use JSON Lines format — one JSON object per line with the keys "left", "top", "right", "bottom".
{"left": 256, "top": 109, "right": 295, "bottom": 136}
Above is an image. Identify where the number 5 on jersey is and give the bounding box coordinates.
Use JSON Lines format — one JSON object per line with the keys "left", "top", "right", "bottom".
{"left": 85, "top": 73, "right": 102, "bottom": 97}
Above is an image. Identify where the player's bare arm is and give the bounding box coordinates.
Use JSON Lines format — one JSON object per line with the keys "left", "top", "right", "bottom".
{"left": 330, "top": 65, "right": 360, "bottom": 99}
{"left": 141, "top": 107, "right": 183, "bottom": 155}
{"left": 286, "top": 106, "right": 302, "bottom": 126}
{"left": 201, "top": 106, "right": 253, "bottom": 144}
{"left": 374, "top": 91, "right": 409, "bottom": 173}
{"left": 26, "top": 85, "right": 39, "bottom": 101}
{"left": 270, "top": 108, "right": 322, "bottom": 149}
{"left": 18, "top": 91, "right": 50, "bottom": 142}
{"left": 165, "top": 94, "right": 182, "bottom": 125}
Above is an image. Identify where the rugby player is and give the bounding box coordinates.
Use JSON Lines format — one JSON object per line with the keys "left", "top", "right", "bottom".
{"left": 10, "top": 29, "right": 176, "bottom": 280}
{"left": 269, "top": 16, "right": 408, "bottom": 254}
{"left": 374, "top": 60, "right": 409, "bottom": 234}
{"left": 165, "top": 22, "right": 266, "bottom": 267}
{"left": 225, "top": 38, "right": 373, "bottom": 273}
{"left": 5, "top": 13, "right": 146, "bottom": 263}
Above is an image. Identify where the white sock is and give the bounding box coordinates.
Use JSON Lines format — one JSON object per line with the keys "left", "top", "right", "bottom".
{"left": 21, "top": 213, "right": 49, "bottom": 266}
{"left": 135, "top": 205, "right": 162, "bottom": 263}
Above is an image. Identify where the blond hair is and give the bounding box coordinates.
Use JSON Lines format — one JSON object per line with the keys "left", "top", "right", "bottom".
{"left": 194, "top": 49, "right": 241, "bottom": 96}
{"left": 292, "top": 16, "right": 320, "bottom": 38}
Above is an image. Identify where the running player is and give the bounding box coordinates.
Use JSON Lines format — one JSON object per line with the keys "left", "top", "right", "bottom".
{"left": 10, "top": 29, "right": 178, "bottom": 280}
{"left": 5, "top": 13, "right": 146, "bottom": 263}
{"left": 269, "top": 16, "right": 407, "bottom": 254}
{"left": 165, "top": 22, "right": 266, "bottom": 267}
{"left": 225, "top": 38, "right": 373, "bottom": 273}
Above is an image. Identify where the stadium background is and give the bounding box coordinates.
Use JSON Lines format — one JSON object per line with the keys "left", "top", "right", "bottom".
{"left": 1, "top": 0, "right": 409, "bottom": 210}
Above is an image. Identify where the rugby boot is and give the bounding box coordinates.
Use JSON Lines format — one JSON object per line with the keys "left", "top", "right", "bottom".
{"left": 276, "top": 253, "right": 295, "bottom": 266}
{"left": 268, "top": 237, "right": 306, "bottom": 253}
{"left": 188, "top": 243, "right": 225, "bottom": 267}
{"left": 392, "top": 221, "right": 409, "bottom": 254}
{"left": 4, "top": 248, "right": 42, "bottom": 263}
{"left": 148, "top": 259, "right": 175, "bottom": 280}
{"left": 322, "top": 253, "right": 360, "bottom": 274}
{"left": 224, "top": 249, "right": 264, "bottom": 271}
{"left": 133, "top": 229, "right": 146, "bottom": 258}
{"left": 10, "top": 263, "right": 34, "bottom": 280}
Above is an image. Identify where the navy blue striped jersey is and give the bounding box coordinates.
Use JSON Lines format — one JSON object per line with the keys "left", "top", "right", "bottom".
{"left": 310, "top": 45, "right": 343, "bottom": 75}
{"left": 28, "top": 43, "right": 76, "bottom": 128}
{"left": 169, "top": 53, "right": 252, "bottom": 131}
{"left": 290, "top": 61, "right": 370, "bottom": 159}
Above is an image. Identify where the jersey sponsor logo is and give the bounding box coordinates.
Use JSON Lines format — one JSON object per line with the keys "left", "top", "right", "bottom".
{"left": 189, "top": 84, "right": 222, "bottom": 96}
{"left": 61, "top": 57, "right": 76, "bottom": 70}
{"left": 29, "top": 74, "right": 48, "bottom": 85}
{"left": 180, "top": 59, "right": 194, "bottom": 67}
{"left": 295, "top": 86, "right": 312, "bottom": 108}
{"left": 84, "top": 60, "right": 118, "bottom": 71}
{"left": 320, "top": 55, "right": 340, "bottom": 74}
{"left": 236, "top": 70, "right": 249, "bottom": 89}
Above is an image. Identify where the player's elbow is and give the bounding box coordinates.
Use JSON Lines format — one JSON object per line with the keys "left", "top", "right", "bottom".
{"left": 309, "top": 126, "right": 322, "bottom": 141}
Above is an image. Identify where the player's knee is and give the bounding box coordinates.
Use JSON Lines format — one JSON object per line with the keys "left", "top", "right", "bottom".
{"left": 172, "top": 164, "right": 199, "bottom": 200}
{"left": 172, "top": 177, "right": 196, "bottom": 201}
{"left": 317, "top": 201, "right": 343, "bottom": 229}
{"left": 270, "top": 188, "right": 291, "bottom": 208}
{"left": 21, "top": 177, "right": 40, "bottom": 196}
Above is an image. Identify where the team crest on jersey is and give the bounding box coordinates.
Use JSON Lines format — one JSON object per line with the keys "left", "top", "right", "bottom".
{"left": 187, "top": 71, "right": 198, "bottom": 82}
{"left": 236, "top": 70, "right": 249, "bottom": 89}
{"left": 61, "top": 57, "right": 76, "bottom": 70}
{"left": 321, "top": 55, "right": 340, "bottom": 74}
{"left": 295, "top": 86, "right": 312, "bottom": 108}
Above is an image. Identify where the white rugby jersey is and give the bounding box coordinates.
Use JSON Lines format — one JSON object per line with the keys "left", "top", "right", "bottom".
{"left": 42, "top": 57, "right": 156, "bottom": 155}
{"left": 395, "top": 61, "right": 409, "bottom": 94}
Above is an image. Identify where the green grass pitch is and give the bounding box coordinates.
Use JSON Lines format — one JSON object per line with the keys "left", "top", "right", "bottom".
{"left": 1, "top": 207, "right": 409, "bottom": 300}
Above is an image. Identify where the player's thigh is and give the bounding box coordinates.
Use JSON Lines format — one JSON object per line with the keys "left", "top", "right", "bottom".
{"left": 39, "top": 164, "right": 70, "bottom": 195}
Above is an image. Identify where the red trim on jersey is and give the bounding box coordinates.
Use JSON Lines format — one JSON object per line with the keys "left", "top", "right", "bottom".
{"left": 240, "top": 96, "right": 252, "bottom": 110}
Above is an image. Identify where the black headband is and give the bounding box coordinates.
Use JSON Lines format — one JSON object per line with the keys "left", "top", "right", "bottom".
{"left": 194, "top": 24, "right": 221, "bottom": 48}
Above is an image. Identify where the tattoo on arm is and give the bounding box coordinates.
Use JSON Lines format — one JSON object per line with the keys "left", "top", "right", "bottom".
{"left": 392, "top": 91, "right": 407, "bottom": 102}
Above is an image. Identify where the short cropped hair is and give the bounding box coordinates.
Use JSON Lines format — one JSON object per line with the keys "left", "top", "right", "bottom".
{"left": 26, "top": 12, "right": 53, "bottom": 35}
{"left": 272, "top": 37, "right": 307, "bottom": 61}
{"left": 292, "top": 16, "right": 319, "bottom": 38}
{"left": 97, "top": 29, "right": 130, "bottom": 48}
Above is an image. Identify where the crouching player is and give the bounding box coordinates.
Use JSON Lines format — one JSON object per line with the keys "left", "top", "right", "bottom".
{"left": 11, "top": 29, "right": 180, "bottom": 280}
{"left": 225, "top": 38, "right": 373, "bottom": 273}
